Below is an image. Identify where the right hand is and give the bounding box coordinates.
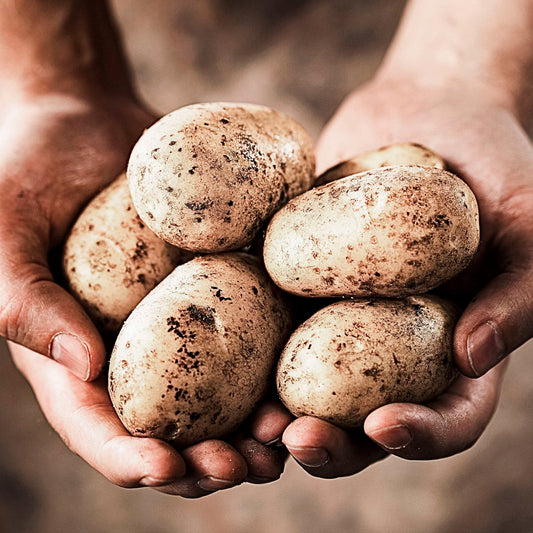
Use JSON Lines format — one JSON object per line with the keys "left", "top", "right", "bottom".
{"left": 10, "top": 341, "right": 290, "bottom": 496}
{"left": 0, "top": 91, "right": 152, "bottom": 380}
{"left": 2, "top": 91, "right": 289, "bottom": 496}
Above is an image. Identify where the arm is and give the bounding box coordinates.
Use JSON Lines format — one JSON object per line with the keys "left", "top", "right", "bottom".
{"left": 285, "top": 0, "right": 533, "bottom": 476}
{"left": 1, "top": 0, "right": 288, "bottom": 496}
{"left": 0, "top": 0, "right": 143, "bottom": 377}
{"left": 379, "top": 0, "right": 533, "bottom": 119}
{"left": 0, "top": 0, "right": 134, "bottom": 101}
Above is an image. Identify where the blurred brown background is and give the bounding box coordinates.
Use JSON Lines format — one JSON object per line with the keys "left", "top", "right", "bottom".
{"left": 2, "top": 1, "right": 533, "bottom": 531}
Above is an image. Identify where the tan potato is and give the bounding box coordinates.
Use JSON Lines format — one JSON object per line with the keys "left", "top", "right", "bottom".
{"left": 63, "top": 174, "right": 191, "bottom": 331}
{"left": 315, "top": 142, "right": 445, "bottom": 187}
{"left": 277, "top": 296, "right": 458, "bottom": 429}
{"left": 108, "top": 253, "right": 292, "bottom": 447}
{"left": 263, "top": 165, "right": 479, "bottom": 298}
{"left": 128, "top": 102, "right": 315, "bottom": 252}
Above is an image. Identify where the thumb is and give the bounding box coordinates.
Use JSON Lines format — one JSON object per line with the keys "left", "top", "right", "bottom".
{"left": 0, "top": 221, "right": 106, "bottom": 381}
{"left": 454, "top": 267, "right": 533, "bottom": 378}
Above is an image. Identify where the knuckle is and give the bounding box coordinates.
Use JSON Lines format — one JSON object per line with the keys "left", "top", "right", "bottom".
{"left": 0, "top": 289, "right": 30, "bottom": 342}
{"left": 0, "top": 268, "right": 53, "bottom": 345}
{"left": 99, "top": 436, "right": 138, "bottom": 488}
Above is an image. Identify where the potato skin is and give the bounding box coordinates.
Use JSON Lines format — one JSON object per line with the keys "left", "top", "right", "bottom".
{"left": 277, "top": 296, "right": 458, "bottom": 429}
{"left": 128, "top": 102, "right": 315, "bottom": 252}
{"left": 315, "top": 142, "right": 445, "bottom": 187}
{"left": 108, "top": 253, "right": 292, "bottom": 447}
{"left": 63, "top": 174, "right": 191, "bottom": 331}
{"left": 263, "top": 165, "right": 480, "bottom": 298}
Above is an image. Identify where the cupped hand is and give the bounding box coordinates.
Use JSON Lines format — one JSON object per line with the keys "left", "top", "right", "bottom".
{"left": 0, "top": 92, "right": 154, "bottom": 380}
{"left": 10, "top": 341, "right": 290, "bottom": 497}
{"left": 3, "top": 92, "right": 291, "bottom": 496}
{"left": 283, "top": 364, "right": 506, "bottom": 478}
{"left": 283, "top": 75, "right": 532, "bottom": 476}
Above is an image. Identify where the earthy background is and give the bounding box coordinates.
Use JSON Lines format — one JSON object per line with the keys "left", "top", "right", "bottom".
{"left": 2, "top": 1, "right": 533, "bottom": 531}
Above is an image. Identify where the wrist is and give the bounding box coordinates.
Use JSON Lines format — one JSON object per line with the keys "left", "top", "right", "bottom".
{"left": 375, "top": 59, "right": 532, "bottom": 118}
{"left": 0, "top": 1, "right": 135, "bottom": 107}
{"left": 376, "top": 0, "right": 533, "bottom": 122}
{"left": 0, "top": 73, "right": 136, "bottom": 108}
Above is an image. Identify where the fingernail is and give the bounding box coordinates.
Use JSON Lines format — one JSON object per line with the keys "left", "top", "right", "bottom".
{"left": 368, "top": 424, "right": 413, "bottom": 450}
{"left": 197, "top": 476, "right": 235, "bottom": 492}
{"left": 139, "top": 476, "right": 178, "bottom": 487}
{"left": 246, "top": 475, "right": 279, "bottom": 484}
{"left": 50, "top": 333, "right": 90, "bottom": 380}
{"left": 467, "top": 321, "right": 506, "bottom": 376}
{"left": 285, "top": 446, "right": 329, "bottom": 468}
{"left": 264, "top": 437, "right": 283, "bottom": 447}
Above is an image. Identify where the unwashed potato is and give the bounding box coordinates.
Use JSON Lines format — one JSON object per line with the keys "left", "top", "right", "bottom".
{"left": 128, "top": 102, "right": 315, "bottom": 253}
{"left": 263, "top": 165, "right": 480, "bottom": 298}
{"left": 277, "top": 296, "right": 458, "bottom": 429}
{"left": 63, "top": 174, "right": 191, "bottom": 331}
{"left": 108, "top": 253, "right": 292, "bottom": 448}
{"left": 315, "top": 142, "right": 445, "bottom": 187}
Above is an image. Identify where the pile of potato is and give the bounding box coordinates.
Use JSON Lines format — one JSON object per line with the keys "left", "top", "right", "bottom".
{"left": 63, "top": 103, "right": 480, "bottom": 446}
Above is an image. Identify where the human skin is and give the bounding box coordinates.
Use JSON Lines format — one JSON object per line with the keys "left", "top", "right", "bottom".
{"left": 2, "top": 0, "right": 532, "bottom": 490}
{"left": 281, "top": 0, "right": 533, "bottom": 477}
{"left": 1, "top": 0, "right": 288, "bottom": 497}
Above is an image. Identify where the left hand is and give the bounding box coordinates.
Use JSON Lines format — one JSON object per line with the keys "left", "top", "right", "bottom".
{"left": 282, "top": 73, "right": 532, "bottom": 477}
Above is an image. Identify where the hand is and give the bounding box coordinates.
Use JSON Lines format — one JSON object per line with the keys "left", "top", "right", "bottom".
{"left": 10, "top": 341, "right": 290, "bottom": 496}
{"left": 0, "top": 92, "right": 154, "bottom": 379}
{"left": 282, "top": 74, "right": 532, "bottom": 476}
{"left": 2, "top": 90, "right": 290, "bottom": 496}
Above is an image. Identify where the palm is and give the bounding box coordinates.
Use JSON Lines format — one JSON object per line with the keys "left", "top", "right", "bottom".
{"left": 280, "top": 81, "right": 532, "bottom": 477}
{"left": 5, "top": 96, "right": 289, "bottom": 496}
{"left": 0, "top": 97, "right": 155, "bottom": 246}
{"left": 317, "top": 83, "right": 533, "bottom": 307}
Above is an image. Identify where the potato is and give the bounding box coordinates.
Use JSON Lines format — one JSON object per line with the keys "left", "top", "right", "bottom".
{"left": 263, "top": 165, "right": 479, "bottom": 298}
{"left": 315, "top": 142, "right": 445, "bottom": 187}
{"left": 108, "top": 253, "right": 292, "bottom": 447}
{"left": 277, "top": 296, "right": 458, "bottom": 429}
{"left": 128, "top": 102, "right": 315, "bottom": 252}
{"left": 63, "top": 174, "right": 191, "bottom": 331}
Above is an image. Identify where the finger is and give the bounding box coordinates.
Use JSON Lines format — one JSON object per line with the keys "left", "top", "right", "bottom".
{"left": 231, "top": 433, "right": 287, "bottom": 484}
{"left": 454, "top": 267, "right": 533, "bottom": 377}
{"left": 10, "top": 342, "right": 186, "bottom": 487}
{"left": 282, "top": 416, "right": 387, "bottom": 479}
{"left": 0, "top": 212, "right": 105, "bottom": 380}
{"left": 248, "top": 399, "right": 293, "bottom": 446}
{"left": 364, "top": 361, "right": 506, "bottom": 459}
{"left": 155, "top": 440, "right": 248, "bottom": 498}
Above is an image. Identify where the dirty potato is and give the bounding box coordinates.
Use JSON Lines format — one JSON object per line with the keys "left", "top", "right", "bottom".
{"left": 263, "top": 165, "right": 479, "bottom": 298}
{"left": 128, "top": 102, "right": 315, "bottom": 252}
{"left": 108, "top": 253, "right": 292, "bottom": 447}
{"left": 277, "top": 296, "right": 458, "bottom": 429}
{"left": 315, "top": 142, "right": 445, "bottom": 187}
{"left": 63, "top": 174, "right": 191, "bottom": 331}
